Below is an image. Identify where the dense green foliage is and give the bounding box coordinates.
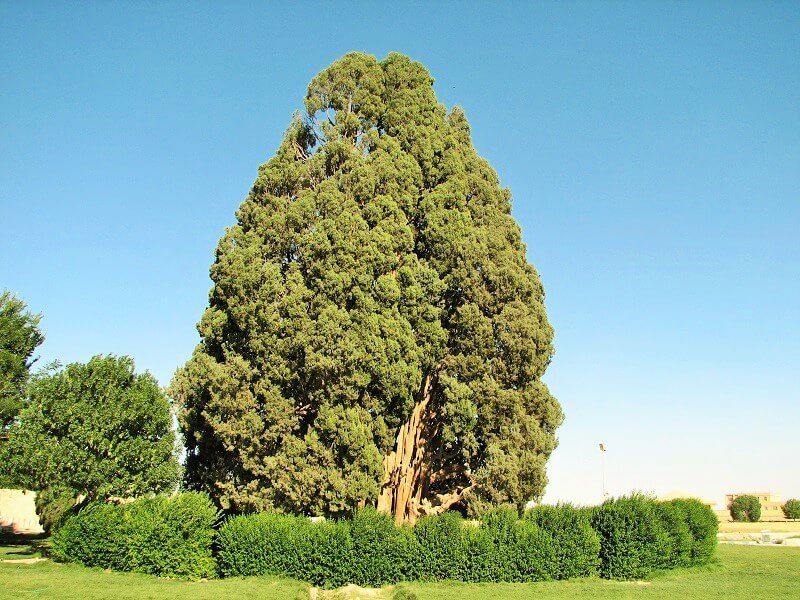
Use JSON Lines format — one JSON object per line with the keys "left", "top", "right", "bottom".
{"left": 590, "top": 495, "right": 670, "bottom": 579}
{"left": 589, "top": 495, "right": 716, "bottom": 579}
{"left": 730, "top": 495, "right": 761, "bottom": 522}
{"left": 783, "top": 499, "right": 800, "bottom": 519}
{"left": 411, "top": 510, "right": 465, "bottom": 581}
{"left": 13, "top": 497, "right": 719, "bottom": 589}
{"left": 217, "top": 505, "right": 602, "bottom": 587}
{"left": 34, "top": 488, "right": 82, "bottom": 534}
{"left": 670, "top": 498, "right": 719, "bottom": 564}
{"left": 348, "top": 507, "right": 419, "bottom": 585}
{"left": 171, "top": 52, "right": 562, "bottom": 518}
{"left": 3, "top": 356, "right": 180, "bottom": 507}
{"left": 51, "top": 502, "right": 127, "bottom": 570}
{"left": 216, "top": 512, "right": 355, "bottom": 587}
{"left": 51, "top": 492, "right": 217, "bottom": 579}
{"left": 0, "top": 290, "right": 43, "bottom": 432}
{"left": 523, "top": 503, "right": 600, "bottom": 578}
{"left": 653, "top": 501, "right": 693, "bottom": 568}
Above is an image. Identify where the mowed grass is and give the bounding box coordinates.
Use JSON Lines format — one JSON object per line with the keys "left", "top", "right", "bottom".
{"left": 1, "top": 544, "right": 798, "bottom": 599}
{"left": 405, "top": 545, "right": 800, "bottom": 599}
{"left": 0, "top": 559, "right": 305, "bottom": 600}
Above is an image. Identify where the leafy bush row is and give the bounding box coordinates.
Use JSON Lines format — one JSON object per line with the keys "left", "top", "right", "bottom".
{"left": 50, "top": 492, "right": 217, "bottom": 580}
{"left": 217, "top": 505, "right": 600, "bottom": 587}
{"left": 218, "top": 496, "right": 715, "bottom": 586}
{"left": 50, "top": 493, "right": 716, "bottom": 585}
{"left": 590, "top": 494, "right": 718, "bottom": 579}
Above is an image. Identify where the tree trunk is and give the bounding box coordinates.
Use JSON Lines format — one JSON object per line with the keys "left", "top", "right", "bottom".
{"left": 377, "top": 373, "right": 473, "bottom": 524}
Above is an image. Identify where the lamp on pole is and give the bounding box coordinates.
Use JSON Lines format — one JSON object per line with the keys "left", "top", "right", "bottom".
{"left": 599, "top": 443, "right": 607, "bottom": 501}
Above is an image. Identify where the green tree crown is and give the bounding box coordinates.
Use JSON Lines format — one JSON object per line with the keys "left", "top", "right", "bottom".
{"left": 0, "top": 290, "right": 44, "bottom": 430}
{"left": 729, "top": 495, "right": 761, "bottom": 523}
{"left": 171, "top": 52, "right": 562, "bottom": 520}
{"left": 783, "top": 499, "right": 800, "bottom": 520}
{"left": 4, "top": 355, "right": 179, "bottom": 499}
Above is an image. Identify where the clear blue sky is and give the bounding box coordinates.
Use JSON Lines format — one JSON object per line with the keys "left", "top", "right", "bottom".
{"left": 2, "top": 1, "right": 798, "bottom": 507}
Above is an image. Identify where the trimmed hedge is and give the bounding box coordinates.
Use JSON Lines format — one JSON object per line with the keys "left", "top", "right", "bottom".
{"left": 218, "top": 504, "right": 601, "bottom": 587}
{"left": 51, "top": 494, "right": 716, "bottom": 585}
{"left": 590, "top": 494, "right": 718, "bottom": 579}
{"left": 412, "top": 510, "right": 464, "bottom": 581}
{"left": 523, "top": 503, "right": 600, "bottom": 578}
{"left": 215, "top": 511, "right": 358, "bottom": 587}
{"left": 653, "top": 500, "right": 693, "bottom": 568}
{"left": 348, "top": 507, "right": 418, "bottom": 585}
{"left": 670, "top": 498, "right": 718, "bottom": 565}
{"left": 50, "top": 492, "right": 217, "bottom": 579}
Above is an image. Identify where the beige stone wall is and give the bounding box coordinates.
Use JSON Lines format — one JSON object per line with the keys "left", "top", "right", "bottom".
{"left": 0, "top": 488, "right": 44, "bottom": 534}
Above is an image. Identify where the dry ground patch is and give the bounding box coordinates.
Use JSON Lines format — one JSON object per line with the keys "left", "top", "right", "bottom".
{"left": 718, "top": 521, "right": 800, "bottom": 533}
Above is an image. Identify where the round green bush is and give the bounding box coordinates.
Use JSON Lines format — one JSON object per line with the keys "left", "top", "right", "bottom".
{"left": 124, "top": 493, "right": 218, "bottom": 579}
{"left": 479, "top": 508, "right": 521, "bottom": 582}
{"left": 461, "top": 523, "right": 505, "bottom": 582}
{"left": 51, "top": 501, "right": 127, "bottom": 570}
{"left": 730, "top": 495, "right": 761, "bottom": 522}
{"left": 590, "top": 494, "right": 672, "bottom": 580}
{"left": 296, "top": 519, "right": 354, "bottom": 588}
{"left": 783, "top": 499, "right": 800, "bottom": 520}
{"left": 512, "top": 518, "right": 554, "bottom": 582}
{"left": 50, "top": 492, "right": 217, "bottom": 579}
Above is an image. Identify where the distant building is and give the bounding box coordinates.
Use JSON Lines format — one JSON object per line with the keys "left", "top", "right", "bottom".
{"left": 726, "top": 492, "right": 785, "bottom": 521}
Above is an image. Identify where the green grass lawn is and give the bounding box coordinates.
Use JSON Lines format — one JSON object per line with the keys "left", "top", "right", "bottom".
{"left": 1, "top": 543, "right": 798, "bottom": 599}
{"left": 404, "top": 545, "right": 800, "bottom": 599}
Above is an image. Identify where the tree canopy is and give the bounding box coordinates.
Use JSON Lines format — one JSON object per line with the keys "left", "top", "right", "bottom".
{"left": 782, "top": 499, "right": 800, "bottom": 520}
{"left": 729, "top": 495, "right": 761, "bottom": 522}
{"left": 0, "top": 290, "right": 44, "bottom": 431}
{"left": 4, "top": 355, "right": 179, "bottom": 500}
{"left": 171, "top": 52, "right": 562, "bottom": 522}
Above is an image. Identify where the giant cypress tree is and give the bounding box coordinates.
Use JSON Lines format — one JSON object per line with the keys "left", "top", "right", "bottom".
{"left": 171, "top": 53, "right": 563, "bottom": 523}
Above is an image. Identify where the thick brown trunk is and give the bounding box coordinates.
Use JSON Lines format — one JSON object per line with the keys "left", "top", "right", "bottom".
{"left": 377, "top": 373, "right": 473, "bottom": 524}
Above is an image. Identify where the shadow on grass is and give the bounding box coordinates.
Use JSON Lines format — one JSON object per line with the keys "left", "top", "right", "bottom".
{"left": 0, "top": 529, "right": 48, "bottom": 558}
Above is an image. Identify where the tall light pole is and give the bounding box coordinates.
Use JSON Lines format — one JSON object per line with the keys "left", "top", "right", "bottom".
{"left": 599, "top": 443, "right": 607, "bottom": 501}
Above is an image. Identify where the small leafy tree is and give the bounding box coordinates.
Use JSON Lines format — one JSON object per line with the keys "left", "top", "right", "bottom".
{"left": 783, "top": 499, "right": 800, "bottom": 520}
{"left": 4, "top": 355, "right": 179, "bottom": 512}
{"left": 0, "top": 290, "right": 44, "bottom": 431}
{"left": 729, "top": 495, "right": 761, "bottom": 522}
